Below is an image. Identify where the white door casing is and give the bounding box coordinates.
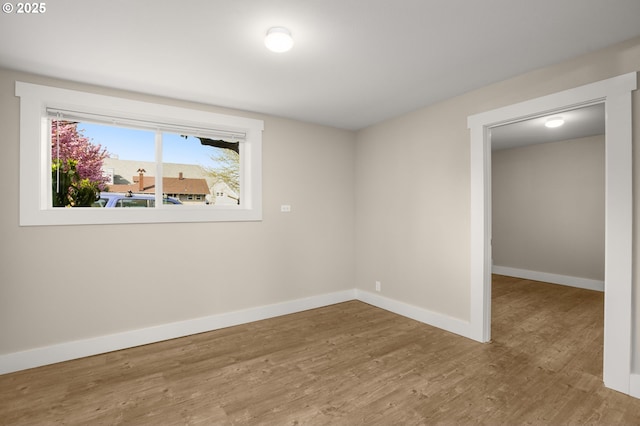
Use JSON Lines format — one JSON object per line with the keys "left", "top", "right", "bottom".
{"left": 468, "top": 72, "right": 636, "bottom": 395}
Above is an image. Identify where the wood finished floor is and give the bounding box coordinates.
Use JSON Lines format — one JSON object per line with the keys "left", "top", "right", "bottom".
{"left": 2, "top": 275, "right": 640, "bottom": 425}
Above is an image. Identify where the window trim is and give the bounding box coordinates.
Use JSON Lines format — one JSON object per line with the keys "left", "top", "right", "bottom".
{"left": 16, "top": 81, "right": 263, "bottom": 226}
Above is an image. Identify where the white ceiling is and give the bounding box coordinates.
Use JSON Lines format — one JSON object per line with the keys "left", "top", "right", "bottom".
{"left": 490, "top": 103, "right": 605, "bottom": 151}
{"left": 1, "top": 0, "right": 639, "bottom": 131}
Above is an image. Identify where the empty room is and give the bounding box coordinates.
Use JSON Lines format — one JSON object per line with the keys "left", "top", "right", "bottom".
{"left": 1, "top": 1, "right": 640, "bottom": 424}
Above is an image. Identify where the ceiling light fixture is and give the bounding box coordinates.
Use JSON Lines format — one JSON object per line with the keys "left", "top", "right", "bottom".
{"left": 545, "top": 117, "right": 565, "bottom": 128}
{"left": 265, "top": 27, "right": 294, "bottom": 53}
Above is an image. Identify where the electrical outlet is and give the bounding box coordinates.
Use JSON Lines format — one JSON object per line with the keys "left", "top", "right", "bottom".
{"left": 280, "top": 204, "right": 291, "bottom": 212}
{"left": 375, "top": 281, "right": 381, "bottom": 292}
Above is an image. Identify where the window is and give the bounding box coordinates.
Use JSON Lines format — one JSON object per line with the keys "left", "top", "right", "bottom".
{"left": 17, "top": 82, "right": 263, "bottom": 226}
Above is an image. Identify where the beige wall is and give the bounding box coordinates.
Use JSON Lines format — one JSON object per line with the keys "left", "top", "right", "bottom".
{"left": 0, "top": 68, "right": 356, "bottom": 354}
{"left": 492, "top": 136, "right": 605, "bottom": 281}
{"left": 355, "top": 36, "right": 639, "bottom": 333}
{"left": 355, "top": 97, "right": 472, "bottom": 319}
{"left": 2, "top": 35, "right": 640, "bottom": 368}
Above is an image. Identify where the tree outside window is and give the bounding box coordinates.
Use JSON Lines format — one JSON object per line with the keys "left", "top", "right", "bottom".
{"left": 51, "top": 121, "right": 109, "bottom": 207}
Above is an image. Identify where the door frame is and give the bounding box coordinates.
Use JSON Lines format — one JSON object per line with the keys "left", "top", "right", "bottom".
{"left": 467, "top": 72, "right": 636, "bottom": 394}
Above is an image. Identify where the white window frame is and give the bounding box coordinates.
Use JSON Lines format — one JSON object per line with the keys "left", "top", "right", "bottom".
{"left": 16, "top": 81, "right": 263, "bottom": 226}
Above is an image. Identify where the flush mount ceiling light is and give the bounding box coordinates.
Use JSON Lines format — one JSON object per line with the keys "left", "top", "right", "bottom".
{"left": 545, "top": 117, "right": 565, "bottom": 128}
{"left": 265, "top": 27, "right": 294, "bottom": 53}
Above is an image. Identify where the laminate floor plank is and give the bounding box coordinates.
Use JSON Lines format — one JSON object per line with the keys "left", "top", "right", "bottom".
{"left": 2, "top": 275, "right": 640, "bottom": 425}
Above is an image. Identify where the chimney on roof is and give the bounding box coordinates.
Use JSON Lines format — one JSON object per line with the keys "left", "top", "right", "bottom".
{"left": 137, "top": 168, "right": 146, "bottom": 192}
{"left": 179, "top": 172, "right": 184, "bottom": 180}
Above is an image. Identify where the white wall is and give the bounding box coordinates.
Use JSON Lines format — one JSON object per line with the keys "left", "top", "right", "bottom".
{"left": 0, "top": 68, "right": 356, "bottom": 356}
{"left": 492, "top": 135, "right": 605, "bottom": 282}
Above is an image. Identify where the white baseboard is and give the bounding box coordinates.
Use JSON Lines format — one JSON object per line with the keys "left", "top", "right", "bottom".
{"left": 0, "top": 287, "right": 477, "bottom": 375}
{"left": 4, "top": 285, "right": 635, "bottom": 397}
{"left": 630, "top": 374, "right": 640, "bottom": 399}
{"left": 0, "top": 289, "right": 357, "bottom": 375}
{"left": 355, "top": 289, "right": 474, "bottom": 340}
{"left": 492, "top": 265, "right": 604, "bottom": 292}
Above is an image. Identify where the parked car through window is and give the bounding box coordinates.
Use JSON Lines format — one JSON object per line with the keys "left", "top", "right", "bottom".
{"left": 92, "top": 192, "right": 182, "bottom": 208}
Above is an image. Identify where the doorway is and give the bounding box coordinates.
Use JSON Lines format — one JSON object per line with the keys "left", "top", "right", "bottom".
{"left": 467, "top": 72, "right": 636, "bottom": 395}
{"left": 490, "top": 103, "right": 605, "bottom": 289}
